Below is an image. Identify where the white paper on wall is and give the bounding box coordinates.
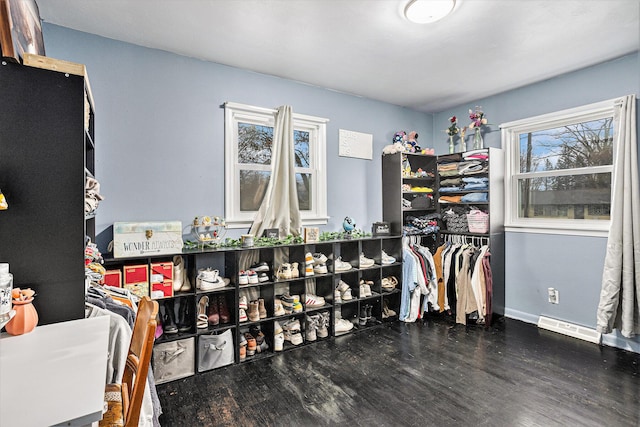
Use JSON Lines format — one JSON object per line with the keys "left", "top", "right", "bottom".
{"left": 338, "top": 129, "right": 373, "bottom": 160}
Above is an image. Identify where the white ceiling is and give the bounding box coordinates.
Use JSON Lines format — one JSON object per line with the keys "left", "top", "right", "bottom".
{"left": 36, "top": 0, "right": 640, "bottom": 113}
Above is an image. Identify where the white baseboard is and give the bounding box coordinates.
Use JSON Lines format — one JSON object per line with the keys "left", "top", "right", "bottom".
{"left": 537, "top": 316, "right": 602, "bottom": 345}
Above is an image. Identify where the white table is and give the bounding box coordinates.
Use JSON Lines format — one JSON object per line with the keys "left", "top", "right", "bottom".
{"left": 0, "top": 315, "right": 110, "bottom": 427}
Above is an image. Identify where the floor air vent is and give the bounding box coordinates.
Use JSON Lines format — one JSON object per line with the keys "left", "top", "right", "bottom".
{"left": 537, "top": 316, "right": 602, "bottom": 345}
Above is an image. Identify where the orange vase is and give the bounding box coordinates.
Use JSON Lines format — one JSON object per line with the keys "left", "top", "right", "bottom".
{"left": 5, "top": 298, "right": 38, "bottom": 335}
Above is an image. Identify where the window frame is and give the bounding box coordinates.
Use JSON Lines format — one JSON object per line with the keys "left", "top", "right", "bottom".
{"left": 501, "top": 98, "right": 617, "bottom": 237}
{"left": 224, "top": 102, "right": 329, "bottom": 229}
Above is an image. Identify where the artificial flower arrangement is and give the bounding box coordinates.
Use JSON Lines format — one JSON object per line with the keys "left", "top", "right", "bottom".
{"left": 468, "top": 106, "right": 488, "bottom": 130}
{"left": 446, "top": 116, "right": 459, "bottom": 136}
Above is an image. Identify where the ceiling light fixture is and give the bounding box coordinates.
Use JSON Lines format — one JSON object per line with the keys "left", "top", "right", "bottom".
{"left": 404, "top": 0, "right": 456, "bottom": 24}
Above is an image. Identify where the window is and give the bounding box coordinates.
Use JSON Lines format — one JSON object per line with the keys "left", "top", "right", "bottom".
{"left": 502, "top": 99, "right": 616, "bottom": 236}
{"left": 224, "top": 102, "right": 328, "bottom": 228}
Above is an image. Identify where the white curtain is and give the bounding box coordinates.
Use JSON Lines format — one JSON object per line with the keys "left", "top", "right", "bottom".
{"left": 596, "top": 94, "right": 639, "bottom": 338}
{"left": 249, "top": 105, "right": 301, "bottom": 239}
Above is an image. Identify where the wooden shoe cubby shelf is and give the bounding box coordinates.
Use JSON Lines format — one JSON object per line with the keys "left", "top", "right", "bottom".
{"left": 103, "top": 235, "right": 403, "bottom": 383}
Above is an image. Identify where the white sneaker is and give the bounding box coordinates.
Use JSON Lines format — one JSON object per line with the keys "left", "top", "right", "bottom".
{"left": 313, "top": 263, "right": 328, "bottom": 274}
{"left": 334, "top": 288, "right": 342, "bottom": 304}
{"left": 381, "top": 250, "right": 396, "bottom": 265}
{"left": 239, "top": 308, "right": 248, "bottom": 322}
{"left": 359, "top": 253, "right": 375, "bottom": 268}
{"left": 274, "top": 332, "right": 284, "bottom": 351}
{"left": 274, "top": 300, "right": 286, "bottom": 316}
{"left": 334, "top": 257, "right": 352, "bottom": 271}
{"left": 239, "top": 295, "right": 248, "bottom": 310}
{"left": 304, "top": 294, "right": 326, "bottom": 308}
{"left": 313, "top": 253, "right": 328, "bottom": 265}
{"left": 342, "top": 288, "right": 353, "bottom": 301}
{"left": 284, "top": 319, "right": 303, "bottom": 345}
{"left": 305, "top": 315, "right": 319, "bottom": 342}
{"left": 238, "top": 271, "right": 249, "bottom": 285}
{"left": 335, "top": 318, "right": 354, "bottom": 333}
{"left": 359, "top": 284, "right": 367, "bottom": 299}
{"left": 197, "top": 268, "right": 225, "bottom": 290}
{"left": 317, "top": 311, "right": 329, "bottom": 338}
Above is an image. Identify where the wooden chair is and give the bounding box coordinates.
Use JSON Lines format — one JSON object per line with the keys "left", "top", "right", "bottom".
{"left": 100, "top": 296, "right": 159, "bottom": 427}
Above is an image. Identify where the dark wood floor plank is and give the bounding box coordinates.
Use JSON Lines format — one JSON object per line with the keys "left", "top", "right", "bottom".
{"left": 157, "top": 317, "right": 639, "bottom": 427}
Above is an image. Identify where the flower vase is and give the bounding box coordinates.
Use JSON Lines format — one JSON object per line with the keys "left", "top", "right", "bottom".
{"left": 448, "top": 135, "right": 455, "bottom": 154}
{"left": 473, "top": 127, "right": 484, "bottom": 150}
{"left": 458, "top": 135, "right": 465, "bottom": 153}
{"left": 5, "top": 298, "right": 38, "bottom": 335}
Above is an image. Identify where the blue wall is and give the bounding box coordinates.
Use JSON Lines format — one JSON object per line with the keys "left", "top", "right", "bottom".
{"left": 42, "top": 24, "right": 432, "bottom": 247}
{"left": 433, "top": 53, "right": 640, "bottom": 352}
{"left": 44, "top": 23, "right": 640, "bottom": 352}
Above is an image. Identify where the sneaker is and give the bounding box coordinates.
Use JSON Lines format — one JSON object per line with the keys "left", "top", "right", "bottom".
{"left": 360, "top": 280, "right": 372, "bottom": 297}
{"left": 280, "top": 294, "right": 299, "bottom": 311}
{"left": 335, "top": 318, "right": 354, "bottom": 333}
{"left": 274, "top": 320, "right": 283, "bottom": 335}
{"left": 258, "top": 272, "right": 269, "bottom": 282}
{"left": 239, "top": 295, "right": 248, "bottom": 310}
{"left": 313, "top": 263, "right": 328, "bottom": 274}
{"left": 238, "top": 271, "right": 248, "bottom": 285}
{"left": 359, "top": 283, "right": 367, "bottom": 299}
{"left": 247, "top": 270, "right": 259, "bottom": 284}
{"left": 304, "top": 294, "right": 326, "bottom": 308}
{"left": 250, "top": 261, "right": 270, "bottom": 272}
{"left": 274, "top": 332, "right": 284, "bottom": 351}
{"left": 244, "top": 332, "right": 257, "bottom": 356}
{"left": 274, "top": 300, "right": 286, "bottom": 316}
{"left": 277, "top": 263, "right": 292, "bottom": 280}
{"left": 381, "top": 250, "right": 396, "bottom": 265}
{"left": 291, "top": 262, "right": 300, "bottom": 278}
{"left": 305, "top": 252, "right": 314, "bottom": 265}
{"left": 305, "top": 263, "right": 315, "bottom": 276}
{"left": 313, "top": 253, "right": 328, "bottom": 265}
{"left": 239, "top": 334, "right": 247, "bottom": 360}
{"left": 342, "top": 288, "right": 353, "bottom": 301}
{"left": 283, "top": 319, "right": 303, "bottom": 345}
{"left": 317, "top": 311, "right": 330, "bottom": 338}
{"left": 334, "top": 288, "right": 342, "bottom": 304}
{"left": 334, "top": 257, "right": 352, "bottom": 272}
{"left": 292, "top": 301, "right": 303, "bottom": 313}
{"left": 239, "top": 308, "right": 248, "bottom": 322}
{"left": 336, "top": 280, "right": 350, "bottom": 293}
{"left": 359, "top": 253, "right": 375, "bottom": 268}
{"left": 197, "top": 268, "right": 226, "bottom": 290}
{"left": 305, "top": 315, "right": 319, "bottom": 341}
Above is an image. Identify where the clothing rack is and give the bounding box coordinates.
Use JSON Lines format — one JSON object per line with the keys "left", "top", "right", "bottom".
{"left": 442, "top": 233, "right": 490, "bottom": 247}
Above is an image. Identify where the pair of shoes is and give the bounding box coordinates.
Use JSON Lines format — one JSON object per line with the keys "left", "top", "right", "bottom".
{"left": 359, "top": 304, "right": 374, "bottom": 326}
{"left": 283, "top": 318, "right": 303, "bottom": 345}
{"left": 381, "top": 250, "right": 396, "bottom": 265}
{"left": 313, "top": 263, "right": 328, "bottom": 274}
{"left": 359, "top": 279, "right": 373, "bottom": 298}
{"left": 239, "top": 270, "right": 269, "bottom": 285}
{"left": 304, "top": 252, "right": 315, "bottom": 277}
{"left": 305, "top": 314, "right": 320, "bottom": 341}
{"left": 336, "top": 280, "right": 353, "bottom": 301}
{"left": 206, "top": 294, "right": 231, "bottom": 326}
{"left": 274, "top": 299, "right": 286, "bottom": 316}
{"left": 359, "top": 253, "right": 375, "bottom": 268}
{"left": 335, "top": 317, "right": 354, "bottom": 334}
{"left": 247, "top": 298, "right": 267, "bottom": 321}
{"left": 249, "top": 324, "right": 269, "bottom": 353}
{"left": 381, "top": 276, "right": 399, "bottom": 291}
{"left": 334, "top": 257, "right": 352, "bottom": 272}
{"left": 317, "top": 311, "right": 330, "bottom": 338}
{"left": 304, "top": 294, "right": 326, "bottom": 308}
{"left": 280, "top": 294, "right": 302, "bottom": 314}
{"left": 274, "top": 321, "right": 285, "bottom": 351}
{"left": 197, "top": 268, "right": 229, "bottom": 290}
{"left": 276, "top": 263, "right": 293, "bottom": 280}
{"left": 382, "top": 300, "right": 397, "bottom": 319}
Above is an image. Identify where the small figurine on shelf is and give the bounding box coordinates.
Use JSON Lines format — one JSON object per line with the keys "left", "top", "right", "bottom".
{"left": 343, "top": 216, "right": 356, "bottom": 239}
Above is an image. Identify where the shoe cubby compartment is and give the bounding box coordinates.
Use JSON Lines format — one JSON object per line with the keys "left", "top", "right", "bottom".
{"left": 305, "top": 275, "right": 333, "bottom": 311}
{"left": 381, "top": 292, "right": 400, "bottom": 322}
{"left": 360, "top": 269, "right": 381, "bottom": 298}
{"left": 358, "top": 296, "right": 382, "bottom": 328}
{"left": 157, "top": 295, "right": 196, "bottom": 342}
{"left": 197, "top": 290, "right": 236, "bottom": 333}
{"left": 381, "top": 237, "right": 402, "bottom": 266}
{"left": 238, "top": 248, "right": 275, "bottom": 282}
{"left": 334, "top": 240, "right": 358, "bottom": 272}
{"left": 239, "top": 285, "right": 274, "bottom": 321}
{"left": 153, "top": 336, "right": 196, "bottom": 384}
{"left": 360, "top": 238, "right": 381, "bottom": 267}
{"left": 197, "top": 327, "right": 236, "bottom": 372}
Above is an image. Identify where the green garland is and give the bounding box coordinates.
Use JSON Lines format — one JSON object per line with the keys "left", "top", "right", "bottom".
{"left": 183, "top": 234, "right": 304, "bottom": 250}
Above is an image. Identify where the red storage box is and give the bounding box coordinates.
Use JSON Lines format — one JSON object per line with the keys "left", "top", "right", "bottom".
{"left": 123, "top": 264, "right": 149, "bottom": 298}
{"left": 150, "top": 262, "right": 173, "bottom": 281}
{"left": 103, "top": 269, "right": 122, "bottom": 288}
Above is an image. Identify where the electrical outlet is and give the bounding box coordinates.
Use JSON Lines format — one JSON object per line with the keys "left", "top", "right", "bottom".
{"left": 548, "top": 287, "right": 559, "bottom": 304}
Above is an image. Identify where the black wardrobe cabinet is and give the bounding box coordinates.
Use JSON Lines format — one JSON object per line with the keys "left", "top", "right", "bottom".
{"left": 0, "top": 57, "right": 95, "bottom": 325}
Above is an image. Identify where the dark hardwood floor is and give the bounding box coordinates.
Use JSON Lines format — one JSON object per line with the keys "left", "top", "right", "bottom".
{"left": 156, "top": 317, "right": 639, "bottom": 426}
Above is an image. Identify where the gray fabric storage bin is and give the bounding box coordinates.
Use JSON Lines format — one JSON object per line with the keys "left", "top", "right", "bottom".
{"left": 153, "top": 337, "right": 195, "bottom": 384}
{"left": 198, "top": 329, "right": 235, "bottom": 372}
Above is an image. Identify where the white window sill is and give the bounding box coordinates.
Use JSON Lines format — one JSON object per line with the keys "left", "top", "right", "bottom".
{"left": 505, "top": 225, "right": 609, "bottom": 237}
